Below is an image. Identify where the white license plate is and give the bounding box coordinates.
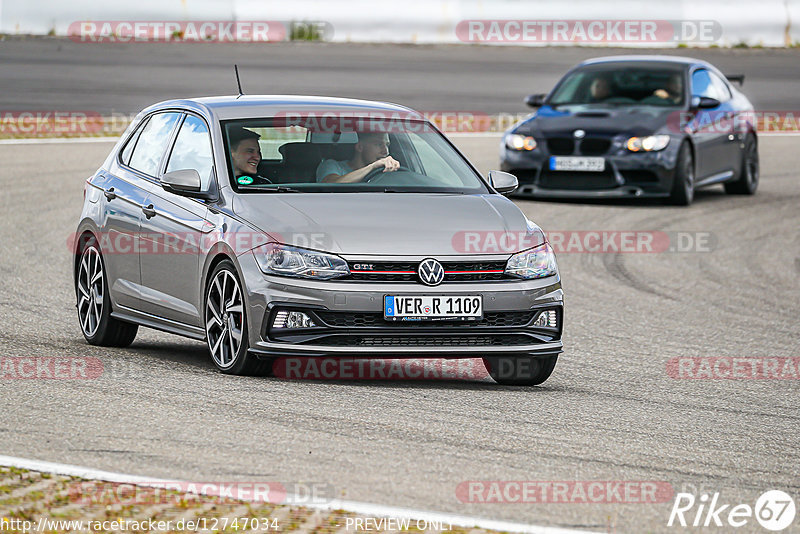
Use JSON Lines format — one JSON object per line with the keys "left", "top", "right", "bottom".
{"left": 549, "top": 156, "right": 605, "bottom": 172}
{"left": 384, "top": 295, "right": 482, "bottom": 321}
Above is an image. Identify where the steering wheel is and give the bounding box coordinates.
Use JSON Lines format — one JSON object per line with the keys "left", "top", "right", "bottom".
{"left": 362, "top": 164, "right": 411, "bottom": 183}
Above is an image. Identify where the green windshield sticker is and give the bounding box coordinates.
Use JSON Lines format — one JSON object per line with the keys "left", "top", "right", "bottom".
{"left": 237, "top": 176, "right": 254, "bottom": 185}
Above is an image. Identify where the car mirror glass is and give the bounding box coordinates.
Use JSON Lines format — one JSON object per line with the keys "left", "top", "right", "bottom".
{"left": 488, "top": 170, "right": 518, "bottom": 195}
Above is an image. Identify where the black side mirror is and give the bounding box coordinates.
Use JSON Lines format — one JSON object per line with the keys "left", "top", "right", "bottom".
{"left": 161, "top": 169, "right": 216, "bottom": 200}
{"left": 488, "top": 170, "right": 518, "bottom": 195}
{"left": 691, "top": 96, "right": 721, "bottom": 109}
{"left": 524, "top": 94, "right": 547, "bottom": 108}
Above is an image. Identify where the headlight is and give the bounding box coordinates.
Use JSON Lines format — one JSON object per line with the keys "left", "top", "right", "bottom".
{"left": 506, "top": 133, "right": 537, "bottom": 151}
{"left": 626, "top": 135, "right": 670, "bottom": 152}
{"left": 505, "top": 243, "right": 557, "bottom": 279}
{"left": 253, "top": 244, "right": 350, "bottom": 280}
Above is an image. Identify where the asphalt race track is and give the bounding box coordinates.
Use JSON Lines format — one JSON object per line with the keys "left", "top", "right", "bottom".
{"left": 1, "top": 41, "right": 799, "bottom": 532}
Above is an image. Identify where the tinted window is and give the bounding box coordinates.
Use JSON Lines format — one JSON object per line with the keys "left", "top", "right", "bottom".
{"left": 128, "top": 112, "right": 181, "bottom": 176}
{"left": 166, "top": 115, "right": 214, "bottom": 189}
{"left": 691, "top": 69, "right": 718, "bottom": 99}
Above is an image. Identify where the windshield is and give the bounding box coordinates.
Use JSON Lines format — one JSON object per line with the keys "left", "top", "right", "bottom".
{"left": 548, "top": 66, "right": 686, "bottom": 108}
{"left": 222, "top": 116, "right": 489, "bottom": 194}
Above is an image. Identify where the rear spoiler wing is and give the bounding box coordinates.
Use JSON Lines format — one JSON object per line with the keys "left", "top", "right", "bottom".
{"left": 726, "top": 74, "right": 745, "bottom": 86}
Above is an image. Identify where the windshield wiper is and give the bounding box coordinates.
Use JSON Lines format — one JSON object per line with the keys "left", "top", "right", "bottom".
{"left": 382, "top": 188, "right": 464, "bottom": 194}
{"left": 243, "top": 186, "right": 303, "bottom": 193}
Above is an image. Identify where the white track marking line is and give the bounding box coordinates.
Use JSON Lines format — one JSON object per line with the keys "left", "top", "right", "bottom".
{"left": 0, "top": 455, "right": 594, "bottom": 534}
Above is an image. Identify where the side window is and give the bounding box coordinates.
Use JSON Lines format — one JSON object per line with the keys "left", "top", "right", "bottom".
{"left": 708, "top": 71, "right": 732, "bottom": 102}
{"left": 166, "top": 115, "right": 214, "bottom": 189}
{"left": 120, "top": 117, "right": 148, "bottom": 166}
{"left": 691, "top": 69, "right": 718, "bottom": 100}
{"left": 128, "top": 112, "right": 181, "bottom": 176}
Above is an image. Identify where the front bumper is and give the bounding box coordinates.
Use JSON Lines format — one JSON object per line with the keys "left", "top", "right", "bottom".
{"left": 238, "top": 253, "right": 564, "bottom": 358}
{"left": 500, "top": 139, "right": 680, "bottom": 198}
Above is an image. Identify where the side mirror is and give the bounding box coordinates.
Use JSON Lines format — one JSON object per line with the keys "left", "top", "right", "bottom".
{"left": 524, "top": 94, "right": 547, "bottom": 108}
{"left": 691, "top": 96, "right": 721, "bottom": 109}
{"left": 161, "top": 169, "right": 216, "bottom": 200}
{"left": 488, "top": 170, "right": 518, "bottom": 195}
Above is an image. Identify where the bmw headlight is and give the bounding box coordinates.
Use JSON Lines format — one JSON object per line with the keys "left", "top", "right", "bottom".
{"left": 626, "top": 135, "right": 670, "bottom": 152}
{"left": 253, "top": 244, "right": 350, "bottom": 280}
{"left": 505, "top": 243, "right": 557, "bottom": 279}
{"left": 505, "top": 133, "right": 537, "bottom": 151}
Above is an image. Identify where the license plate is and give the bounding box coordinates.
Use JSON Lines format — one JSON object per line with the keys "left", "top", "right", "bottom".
{"left": 549, "top": 156, "right": 605, "bottom": 172}
{"left": 384, "top": 295, "right": 482, "bottom": 321}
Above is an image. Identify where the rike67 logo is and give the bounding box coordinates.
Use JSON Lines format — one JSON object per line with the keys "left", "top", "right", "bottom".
{"left": 668, "top": 490, "right": 796, "bottom": 531}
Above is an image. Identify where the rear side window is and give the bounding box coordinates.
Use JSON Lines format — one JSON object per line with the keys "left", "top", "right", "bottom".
{"left": 708, "top": 71, "right": 732, "bottom": 102}
{"left": 166, "top": 115, "right": 214, "bottom": 189}
{"left": 120, "top": 117, "right": 148, "bottom": 165}
{"left": 128, "top": 112, "right": 181, "bottom": 176}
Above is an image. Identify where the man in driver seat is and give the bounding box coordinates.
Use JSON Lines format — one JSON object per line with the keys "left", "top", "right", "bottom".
{"left": 316, "top": 132, "right": 400, "bottom": 183}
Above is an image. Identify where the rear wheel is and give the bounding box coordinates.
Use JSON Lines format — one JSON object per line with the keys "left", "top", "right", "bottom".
{"left": 483, "top": 355, "right": 558, "bottom": 386}
{"left": 724, "top": 134, "right": 758, "bottom": 195}
{"left": 668, "top": 141, "right": 694, "bottom": 206}
{"left": 76, "top": 240, "right": 138, "bottom": 347}
{"left": 205, "top": 260, "right": 272, "bottom": 376}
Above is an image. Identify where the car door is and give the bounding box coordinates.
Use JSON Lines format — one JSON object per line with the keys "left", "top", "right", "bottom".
{"left": 138, "top": 113, "right": 214, "bottom": 328}
{"left": 707, "top": 70, "right": 742, "bottom": 173}
{"left": 688, "top": 68, "right": 732, "bottom": 179}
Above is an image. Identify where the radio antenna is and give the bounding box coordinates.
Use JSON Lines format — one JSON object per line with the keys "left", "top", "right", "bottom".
{"left": 234, "top": 64, "right": 244, "bottom": 97}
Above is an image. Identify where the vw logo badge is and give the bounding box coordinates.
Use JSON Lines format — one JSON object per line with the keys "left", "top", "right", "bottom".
{"left": 573, "top": 129, "right": 586, "bottom": 139}
{"left": 418, "top": 258, "right": 445, "bottom": 286}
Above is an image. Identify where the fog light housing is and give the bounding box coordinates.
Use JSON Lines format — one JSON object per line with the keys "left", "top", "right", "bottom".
{"left": 273, "top": 310, "right": 316, "bottom": 329}
{"left": 533, "top": 309, "right": 557, "bottom": 328}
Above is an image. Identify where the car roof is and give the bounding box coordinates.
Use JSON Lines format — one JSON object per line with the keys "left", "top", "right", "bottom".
{"left": 577, "top": 55, "right": 713, "bottom": 70}
{"left": 142, "top": 95, "right": 419, "bottom": 121}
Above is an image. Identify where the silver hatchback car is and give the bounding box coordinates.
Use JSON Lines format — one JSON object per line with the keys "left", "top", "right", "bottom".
{"left": 73, "top": 96, "right": 564, "bottom": 385}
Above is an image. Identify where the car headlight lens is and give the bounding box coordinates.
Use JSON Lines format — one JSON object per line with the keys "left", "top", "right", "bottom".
{"left": 506, "top": 133, "right": 537, "bottom": 151}
{"left": 253, "top": 244, "right": 350, "bottom": 280}
{"left": 505, "top": 243, "right": 557, "bottom": 279}
{"left": 626, "top": 135, "right": 670, "bottom": 152}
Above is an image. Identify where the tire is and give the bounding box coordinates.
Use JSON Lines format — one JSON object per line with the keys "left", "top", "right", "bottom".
{"left": 76, "top": 240, "right": 138, "bottom": 347}
{"left": 724, "top": 134, "right": 759, "bottom": 195}
{"left": 483, "top": 355, "right": 558, "bottom": 386}
{"left": 668, "top": 141, "right": 694, "bottom": 206}
{"left": 204, "top": 260, "right": 273, "bottom": 376}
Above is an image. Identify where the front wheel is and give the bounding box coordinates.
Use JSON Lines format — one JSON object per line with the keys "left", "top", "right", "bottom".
{"left": 724, "top": 134, "right": 759, "bottom": 195}
{"left": 483, "top": 355, "right": 558, "bottom": 386}
{"left": 668, "top": 141, "right": 694, "bottom": 206}
{"left": 204, "top": 260, "right": 272, "bottom": 376}
{"left": 76, "top": 240, "right": 138, "bottom": 347}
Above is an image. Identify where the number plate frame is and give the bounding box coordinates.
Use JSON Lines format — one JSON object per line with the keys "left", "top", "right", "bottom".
{"left": 383, "top": 295, "right": 483, "bottom": 322}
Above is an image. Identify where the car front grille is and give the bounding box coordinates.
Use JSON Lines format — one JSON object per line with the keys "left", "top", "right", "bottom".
{"left": 315, "top": 310, "right": 537, "bottom": 328}
{"left": 579, "top": 137, "right": 611, "bottom": 156}
{"left": 346, "top": 260, "right": 509, "bottom": 283}
{"left": 545, "top": 136, "right": 611, "bottom": 156}
{"left": 546, "top": 137, "right": 574, "bottom": 155}
{"left": 306, "top": 334, "right": 534, "bottom": 347}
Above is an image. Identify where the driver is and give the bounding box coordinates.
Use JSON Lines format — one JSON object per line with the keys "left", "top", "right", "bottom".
{"left": 229, "top": 127, "right": 271, "bottom": 185}
{"left": 589, "top": 75, "right": 612, "bottom": 101}
{"left": 316, "top": 132, "right": 400, "bottom": 183}
{"left": 652, "top": 73, "right": 683, "bottom": 103}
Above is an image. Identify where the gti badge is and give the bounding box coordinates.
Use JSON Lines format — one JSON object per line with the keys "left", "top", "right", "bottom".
{"left": 418, "top": 258, "right": 445, "bottom": 286}
{"left": 573, "top": 129, "right": 586, "bottom": 139}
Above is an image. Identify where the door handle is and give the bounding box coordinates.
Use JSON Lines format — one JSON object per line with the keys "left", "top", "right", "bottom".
{"left": 103, "top": 187, "right": 116, "bottom": 200}
{"left": 141, "top": 204, "right": 157, "bottom": 219}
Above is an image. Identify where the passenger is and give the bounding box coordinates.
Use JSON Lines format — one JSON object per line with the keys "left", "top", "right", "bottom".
{"left": 316, "top": 132, "right": 400, "bottom": 183}
{"left": 589, "top": 76, "right": 612, "bottom": 101}
{"left": 229, "top": 127, "right": 271, "bottom": 185}
{"left": 652, "top": 73, "right": 683, "bottom": 103}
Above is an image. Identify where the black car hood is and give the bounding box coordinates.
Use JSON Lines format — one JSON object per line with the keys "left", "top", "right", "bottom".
{"left": 515, "top": 105, "right": 676, "bottom": 137}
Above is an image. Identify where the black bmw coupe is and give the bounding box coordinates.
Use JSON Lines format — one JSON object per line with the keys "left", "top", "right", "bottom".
{"left": 500, "top": 56, "right": 759, "bottom": 205}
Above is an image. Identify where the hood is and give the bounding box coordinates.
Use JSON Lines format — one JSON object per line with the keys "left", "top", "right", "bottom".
{"left": 515, "top": 105, "right": 675, "bottom": 138}
{"left": 232, "top": 193, "right": 536, "bottom": 256}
